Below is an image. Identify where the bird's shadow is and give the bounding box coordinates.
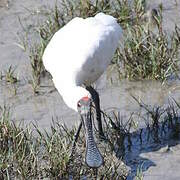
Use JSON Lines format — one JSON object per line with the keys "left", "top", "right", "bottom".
{"left": 101, "top": 105, "right": 180, "bottom": 179}
{"left": 123, "top": 124, "right": 180, "bottom": 179}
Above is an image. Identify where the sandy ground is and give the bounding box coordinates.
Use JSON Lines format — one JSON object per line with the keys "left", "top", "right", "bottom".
{"left": 1, "top": 0, "right": 180, "bottom": 179}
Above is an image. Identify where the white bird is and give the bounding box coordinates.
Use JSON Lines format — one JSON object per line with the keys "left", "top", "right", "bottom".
{"left": 43, "top": 12, "right": 123, "bottom": 168}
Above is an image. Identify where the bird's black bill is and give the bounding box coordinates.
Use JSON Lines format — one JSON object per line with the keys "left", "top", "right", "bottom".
{"left": 81, "top": 107, "right": 103, "bottom": 168}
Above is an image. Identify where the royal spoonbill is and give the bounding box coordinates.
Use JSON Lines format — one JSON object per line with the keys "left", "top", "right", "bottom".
{"left": 43, "top": 12, "right": 123, "bottom": 168}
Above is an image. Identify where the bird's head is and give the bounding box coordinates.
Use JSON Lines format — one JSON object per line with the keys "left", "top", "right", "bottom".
{"left": 62, "top": 86, "right": 91, "bottom": 112}
{"left": 76, "top": 87, "right": 92, "bottom": 114}
{"left": 76, "top": 90, "right": 103, "bottom": 168}
{"left": 77, "top": 96, "right": 92, "bottom": 116}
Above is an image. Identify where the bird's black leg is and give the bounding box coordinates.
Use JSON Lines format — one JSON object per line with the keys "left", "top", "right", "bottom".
{"left": 70, "top": 121, "right": 82, "bottom": 157}
{"left": 86, "top": 86, "right": 105, "bottom": 138}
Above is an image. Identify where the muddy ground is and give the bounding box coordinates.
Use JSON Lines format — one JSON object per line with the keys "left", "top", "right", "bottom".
{"left": 1, "top": 0, "right": 180, "bottom": 179}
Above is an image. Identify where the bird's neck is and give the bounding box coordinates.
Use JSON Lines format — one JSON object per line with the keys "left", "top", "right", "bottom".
{"left": 58, "top": 84, "right": 90, "bottom": 112}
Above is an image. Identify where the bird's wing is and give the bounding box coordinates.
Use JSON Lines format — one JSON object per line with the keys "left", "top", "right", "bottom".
{"left": 43, "top": 15, "right": 121, "bottom": 85}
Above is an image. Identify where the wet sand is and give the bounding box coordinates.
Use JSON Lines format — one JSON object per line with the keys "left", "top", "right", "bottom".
{"left": 1, "top": 0, "right": 180, "bottom": 179}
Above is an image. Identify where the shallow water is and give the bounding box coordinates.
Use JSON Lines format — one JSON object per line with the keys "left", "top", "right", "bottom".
{"left": 1, "top": 0, "right": 180, "bottom": 179}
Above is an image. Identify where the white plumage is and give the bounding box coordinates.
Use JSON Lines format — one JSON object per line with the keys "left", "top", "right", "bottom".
{"left": 43, "top": 12, "right": 123, "bottom": 111}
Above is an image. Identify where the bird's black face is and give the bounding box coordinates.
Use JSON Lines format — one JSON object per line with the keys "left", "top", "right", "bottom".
{"left": 77, "top": 97, "right": 103, "bottom": 168}
{"left": 77, "top": 96, "right": 92, "bottom": 115}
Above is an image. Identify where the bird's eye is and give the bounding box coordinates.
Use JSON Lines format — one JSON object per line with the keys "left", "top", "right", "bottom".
{"left": 77, "top": 102, "right": 81, "bottom": 107}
